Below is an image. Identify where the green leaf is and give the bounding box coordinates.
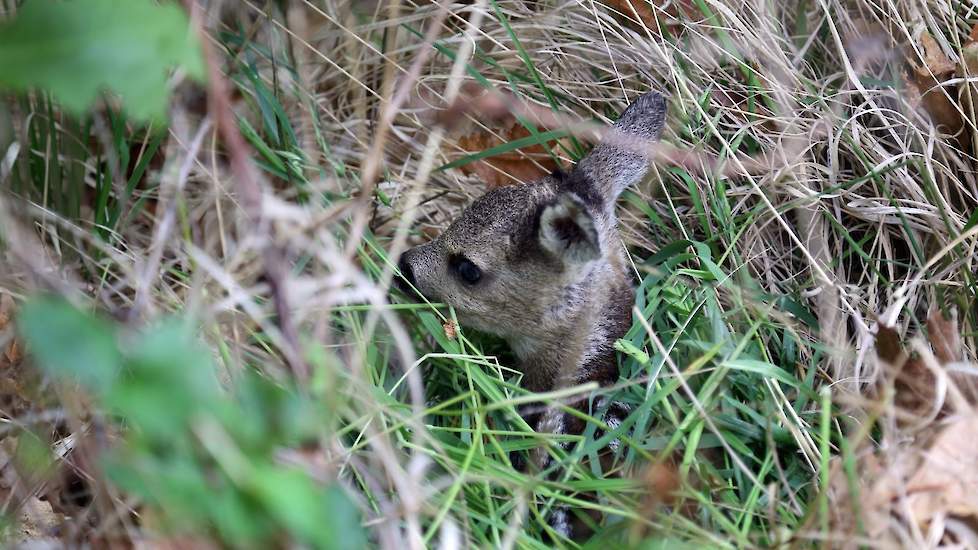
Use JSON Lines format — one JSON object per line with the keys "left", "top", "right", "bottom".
{"left": 18, "top": 296, "right": 122, "bottom": 389}
{"left": 106, "top": 319, "right": 219, "bottom": 440}
{"left": 436, "top": 128, "right": 570, "bottom": 172}
{"left": 14, "top": 431, "right": 54, "bottom": 477}
{"left": 614, "top": 338, "right": 650, "bottom": 365}
{"left": 251, "top": 468, "right": 366, "bottom": 550}
{"left": 723, "top": 359, "right": 802, "bottom": 390}
{"left": 0, "top": 0, "right": 205, "bottom": 122}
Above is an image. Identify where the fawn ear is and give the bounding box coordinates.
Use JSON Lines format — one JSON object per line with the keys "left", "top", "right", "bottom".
{"left": 538, "top": 192, "right": 600, "bottom": 266}
{"left": 572, "top": 91, "right": 667, "bottom": 207}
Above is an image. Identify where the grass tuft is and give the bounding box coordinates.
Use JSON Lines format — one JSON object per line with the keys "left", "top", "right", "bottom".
{"left": 1, "top": 0, "right": 976, "bottom": 548}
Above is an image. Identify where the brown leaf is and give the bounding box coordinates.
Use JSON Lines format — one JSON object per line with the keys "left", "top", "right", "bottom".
{"left": 832, "top": 413, "right": 978, "bottom": 545}
{"left": 442, "top": 320, "right": 457, "bottom": 340}
{"left": 1, "top": 292, "right": 23, "bottom": 367}
{"left": 906, "top": 33, "right": 962, "bottom": 136}
{"left": 874, "top": 323, "right": 903, "bottom": 364}
{"left": 0, "top": 293, "right": 14, "bottom": 331}
{"left": 927, "top": 310, "right": 978, "bottom": 405}
{"left": 455, "top": 124, "right": 559, "bottom": 188}
{"left": 893, "top": 357, "right": 938, "bottom": 419}
{"left": 963, "top": 25, "right": 978, "bottom": 159}
{"left": 905, "top": 410, "right": 978, "bottom": 522}
{"left": 642, "top": 460, "right": 680, "bottom": 505}
{"left": 873, "top": 318, "right": 951, "bottom": 420}
{"left": 964, "top": 41, "right": 978, "bottom": 75}
{"left": 5, "top": 339, "right": 22, "bottom": 365}
{"left": 601, "top": 0, "right": 697, "bottom": 36}
{"left": 632, "top": 458, "right": 691, "bottom": 538}
{"left": 10, "top": 497, "right": 63, "bottom": 546}
{"left": 434, "top": 83, "right": 515, "bottom": 131}
{"left": 926, "top": 309, "right": 961, "bottom": 365}
{"left": 914, "top": 33, "right": 955, "bottom": 77}
{"left": 603, "top": 0, "right": 657, "bottom": 28}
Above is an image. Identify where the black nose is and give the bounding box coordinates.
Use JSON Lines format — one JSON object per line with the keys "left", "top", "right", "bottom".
{"left": 396, "top": 255, "right": 417, "bottom": 293}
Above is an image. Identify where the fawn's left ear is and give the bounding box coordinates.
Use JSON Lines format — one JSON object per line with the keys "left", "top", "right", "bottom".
{"left": 573, "top": 91, "right": 667, "bottom": 209}
{"left": 538, "top": 192, "right": 600, "bottom": 266}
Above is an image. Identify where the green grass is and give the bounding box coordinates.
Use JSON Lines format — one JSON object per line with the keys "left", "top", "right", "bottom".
{"left": 1, "top": 0, "right": 977, "bottom": 548}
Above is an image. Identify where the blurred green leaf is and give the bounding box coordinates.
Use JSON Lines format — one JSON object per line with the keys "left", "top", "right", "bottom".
{"left": 0, "top": 0, "right": 205, "bottom": 122}
{"left": 18, "top": 296, "right": 121, "bottom": 388}
{"left": 14, "top": 431, "right": 54, "bottom": 478}
{"left": 18, "top": 295, "right": 362, "bottom": 548}
{"left": 105, "top": 319, "right": 218, "bottom": 439}
{"left": 614, "top": 339, "right": 649, "bottom": 365}
{"left": 318, "top": 485, "right": 368, "bottom": 550}
{"left": 724, "top": 359, "right": 803, "bottom": 390}
{"left": 251, "top": 467, "right": 366, "bottom": 550}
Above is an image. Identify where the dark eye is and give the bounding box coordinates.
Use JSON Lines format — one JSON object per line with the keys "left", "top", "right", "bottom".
{"left": 454, "top": 257, "right": 482, "bottom": 285}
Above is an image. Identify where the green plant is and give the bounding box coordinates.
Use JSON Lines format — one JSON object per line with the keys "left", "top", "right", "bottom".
{"left": 0, "top": 0, "right": 204, "bottom": 122}
{"left": 18, "top": 297, "right": 365, "bottom": 549}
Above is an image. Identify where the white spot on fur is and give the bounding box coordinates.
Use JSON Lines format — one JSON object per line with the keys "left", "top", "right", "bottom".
{"left": 598, "top": 399, "right": 629, "bottom": 453}
{"left": 553, "top": 411, "right": 568, "bottom": 450}
{"left": 549, "top": 507, "right": 570, "bottom": 538}
{"left": 606, "top": 413, "right": 622, "bottom": 452}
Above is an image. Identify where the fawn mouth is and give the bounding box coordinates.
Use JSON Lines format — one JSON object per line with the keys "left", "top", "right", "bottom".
{"left": 393, "top": 256, "right": 426, "bottom": 301}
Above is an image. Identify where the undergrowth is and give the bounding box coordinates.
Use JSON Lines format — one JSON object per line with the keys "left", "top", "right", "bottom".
{"left": 0, "top": 0, "right": 976, "bottom": 548}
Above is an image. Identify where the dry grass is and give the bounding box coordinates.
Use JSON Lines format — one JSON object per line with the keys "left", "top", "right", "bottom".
{"left": 1, "top": 0, "right": 977, "bottom": 547}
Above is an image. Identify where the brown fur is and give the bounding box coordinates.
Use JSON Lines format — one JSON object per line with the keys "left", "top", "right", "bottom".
{"left": 398, "top": 90, "right": 667, "bottom": 538}
{"left": 399, "top": 92, "right": 666, "bottom": 394}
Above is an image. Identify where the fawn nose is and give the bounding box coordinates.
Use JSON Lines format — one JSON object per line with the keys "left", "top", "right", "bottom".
{"left": 396, "top": 253, "right": 417, "bottom": 292}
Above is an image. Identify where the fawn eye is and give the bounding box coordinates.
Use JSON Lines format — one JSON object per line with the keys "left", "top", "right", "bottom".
{"left": 452, "top": 256, "right": 482, "bottom": 285}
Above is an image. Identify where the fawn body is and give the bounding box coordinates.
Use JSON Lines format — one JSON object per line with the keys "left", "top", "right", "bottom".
{"left": 398, "top": 90, "right": 667, "bottom": 536}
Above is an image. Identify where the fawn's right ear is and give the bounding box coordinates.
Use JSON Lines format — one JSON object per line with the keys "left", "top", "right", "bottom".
{"left": 573, "top": 91, "right": 667, "bottom": 210}
{"left": 537, "top": 192, "right": 601, "bottom": 267}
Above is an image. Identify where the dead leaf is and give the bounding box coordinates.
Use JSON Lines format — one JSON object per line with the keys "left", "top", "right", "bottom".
{"left": 603, "top": 0, "right": 657, "bottom": 28}
{"left": 830, "top": 413, "right": 978, "bottom": 544}
{"left": 601, "top": 0, "right": 697, "bottom": 36}
{"left": 631, "top": 458, "right": 691, "bottom": 539}
{"left": 5, "top": 338, "right": 22, "bottom": 365}
{"left": 11, "top": 497, "right": 62, "bottom": 545}
{"left": 927, "top": 309, "right": 961, "bottom": 365}
{"left": 906, "top": 33, "right": 962, "bottom": 137}
{"left": 892, "top": 357, "right": 937, "bottom": 420}
{"left": 455, "top": 124, "right": 559, "bottom": 187}
{"left": 962, "top": 25, "right": 978, "bottom": 159}
{"left": 874, "top": 322, "right": 935, "bottom": 419}
{"left": 914, "top": 33, "right": 956, "bottom": 78}
{"left": 0, "top": 293, "right": 26, "bottom": 410}
{"left": 642, "top": 461, "right": 680, "bottom": 505}
{"left": 133, "top": 535, "right": 222, "bottom": 550}
{"left": 434, "top": 83, "right": 514, "bottom": 131}
{"left": 442, "top": 320, "right": 457, "bottom": 340}
{"left": 837, "top": 307, "right": 978, "bottom": 544}
{"left": 0, "top": 293, "right": 14, "bottom": 331}
{"left": 874, "top": 323, "right": 903, "bottom": 364}
{"left": 963, "top": 39, "right": 978, "bottom": 76}
{"left": 829, "top": 453, "right": 896, "bottom": 540}
{"left": 905, "top": 410, "right": 978, "bottom": 522}
{"left": 873, "top": 310, "right": 976, "bottom": 422}
{"left": 0, "top": 293, "right": 21, "bottom": 365}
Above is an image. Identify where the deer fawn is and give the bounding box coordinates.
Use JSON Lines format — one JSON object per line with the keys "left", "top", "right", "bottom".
{"left": 398, "top": 91, "right": 667, "bottom": 537}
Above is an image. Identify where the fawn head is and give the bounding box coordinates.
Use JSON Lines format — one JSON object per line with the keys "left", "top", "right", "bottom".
{"left": 398, "top": 92, "right": 667, "bottom": 345}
